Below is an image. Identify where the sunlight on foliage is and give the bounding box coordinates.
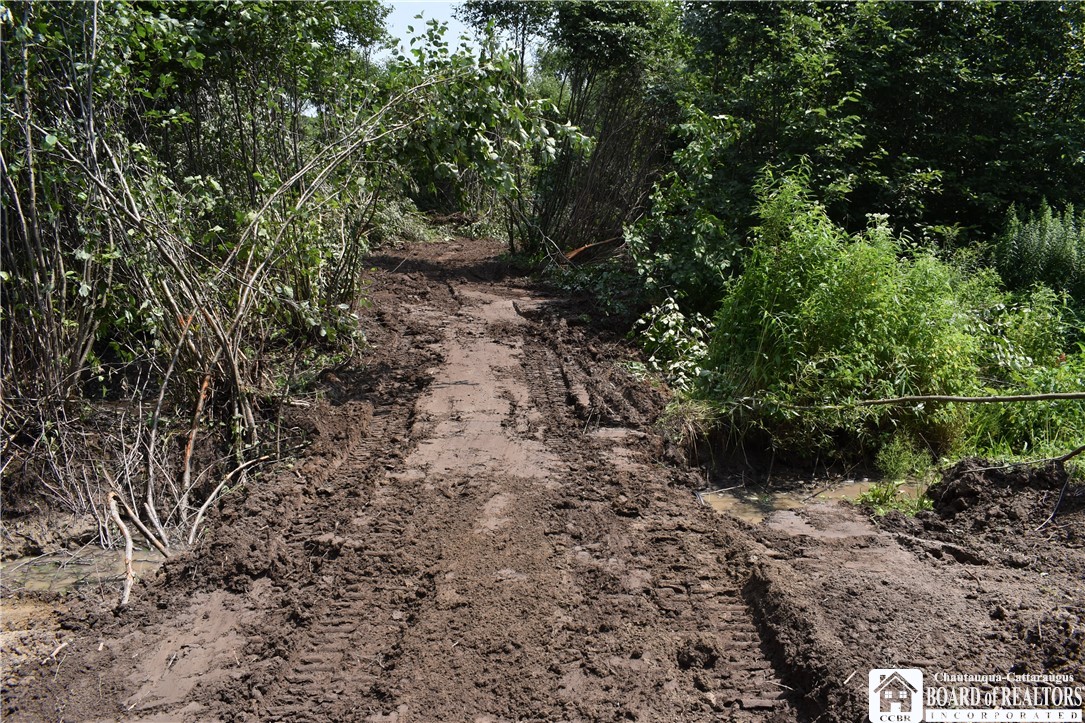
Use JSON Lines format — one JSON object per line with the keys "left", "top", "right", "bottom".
{"left": 695, "top": 171, "right": 1084, "bottom": 460}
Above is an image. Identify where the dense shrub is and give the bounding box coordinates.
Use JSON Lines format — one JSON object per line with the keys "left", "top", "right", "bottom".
{"left": 965, "top": 351, "right": 1085, "bottom": 456}
{"left": 995, "top": 202, "right": 1085, "bottom": 306}
{"left": 692, "top": 173, "right": 1083, "bottom": 459}
{"left": 0, "top": 2, "right": 559, "bottom": 541}
{"left": 635, "top": 296, "right": 713, "bottom": 391}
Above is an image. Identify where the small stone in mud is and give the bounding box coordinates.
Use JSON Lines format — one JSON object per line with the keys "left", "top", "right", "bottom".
{"left": 1004, "top": 553, "right": 1030, "bottom": 569}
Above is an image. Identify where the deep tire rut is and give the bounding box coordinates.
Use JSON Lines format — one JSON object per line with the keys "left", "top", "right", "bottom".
{"left": 261, "top": 391, "right": 432, "bottom": 721}
{"left": 521, "top": 331, "right": 795, "bottom": 719}
{"left": 10, "top": 240, "right": 806, "bottom": 723}
{"left": 251, "top": 277, "right": 800, "bottom": 721}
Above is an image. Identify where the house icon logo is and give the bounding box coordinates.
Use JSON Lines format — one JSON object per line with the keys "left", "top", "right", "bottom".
{"left": 868, "top": 669, "right": 923, "bottom": 722}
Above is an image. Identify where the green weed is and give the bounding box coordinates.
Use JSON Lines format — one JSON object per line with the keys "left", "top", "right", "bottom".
{"left": 876, "top": 436, "right": 933, "bottom": 482}
{"left": 658, "top": 399, "right": 722, "bottom": 455}
{"left": 996, "top": 202, "right": 1085, "bottom": 306}
{"left": 856, "top": 480, "right": 934, "bottom": 516}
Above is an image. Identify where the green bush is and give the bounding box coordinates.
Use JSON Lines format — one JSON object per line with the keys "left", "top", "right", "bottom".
{"left": 369, "top": 195, "right": 438, "bottom": 247}
{"left": 875, "top": 435, "right": 933, "bottom": 481}
{"left": 702, "top": 174, "right": 980, "bottom": 453}
{"left": 626, "top": 109, "right": 745, "bottom": 314}
{"left": 635, "top": 296, "right": 713, "bottom": 391}
{"left": 965, "top": 346, "right": 1085, "bottom": 457}
{"left": 544, "top": 255, "right": 642, "bottom": 319}
{"left": 696, "top": 172, "right": 1083, "bottom": 460}
{"left": 996, "top": 202, "right": 1085, "bottom": 306}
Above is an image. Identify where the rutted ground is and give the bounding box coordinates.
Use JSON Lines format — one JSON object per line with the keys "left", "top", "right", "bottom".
{"left": 5, "top": 238, "right": 799, "bottom": 722}
{"left": 3, "top": 237, "right": 1082, "bottom": 723}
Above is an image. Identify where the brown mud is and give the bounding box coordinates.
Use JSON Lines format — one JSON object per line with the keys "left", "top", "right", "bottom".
{"left": 2, "top": 237, "right": 1082, "bottom": 722}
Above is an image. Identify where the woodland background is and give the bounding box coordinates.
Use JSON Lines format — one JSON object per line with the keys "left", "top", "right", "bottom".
{"left": 2, "top": 1, "right": 1083, "bottom": 545}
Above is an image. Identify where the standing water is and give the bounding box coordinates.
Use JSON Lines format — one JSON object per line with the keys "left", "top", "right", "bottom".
{"left": 699, "top": 479, "right": 925, "bottom": 524}
{"left": 1, "top": 547, "right": 166, "bottom": 594}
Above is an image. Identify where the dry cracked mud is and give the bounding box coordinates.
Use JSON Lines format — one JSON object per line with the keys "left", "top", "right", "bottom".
{"left": 3, "top": 237, "right": 1083, "bottom": 722}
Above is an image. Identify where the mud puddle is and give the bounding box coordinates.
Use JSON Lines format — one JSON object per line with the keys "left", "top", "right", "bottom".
{"left": 700, "top": 479, "right": 926, "bottom": 523}
{"left": 1, "top": 547, "right": 165, "bottom": 594}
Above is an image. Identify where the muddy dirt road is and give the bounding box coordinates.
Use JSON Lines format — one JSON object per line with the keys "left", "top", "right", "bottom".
{"left": 4, "top": 237, "right": 1083, "bottom": 722}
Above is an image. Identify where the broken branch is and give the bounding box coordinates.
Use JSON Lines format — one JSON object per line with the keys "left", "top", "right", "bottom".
{"left": 1035, "top": 445, "right": 1084, "bottom": 531}
{"left": 107, "top": 493, "right": 134, "bottom": 606}
{"left": 853, "top": 391, "right": 1085, "bottom": 407}
{"left": 99, "top": 467, "right": 170, "bottom": 558}
{"left": 187, "top": 455, "right": 271, "bottom": 545}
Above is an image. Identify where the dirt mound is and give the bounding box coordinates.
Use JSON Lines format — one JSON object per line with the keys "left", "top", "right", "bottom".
{"left": 930, "top": 457, "right": 1069, "bottom": 513}
{"left": 738, "top": 455, "right": 1084, "bottom": 721}
{"left": 890, "top": 458, "right": 1085, "bottom": 685}
{"left": 886, "top": 458, "right": 1084, "bottom": 576}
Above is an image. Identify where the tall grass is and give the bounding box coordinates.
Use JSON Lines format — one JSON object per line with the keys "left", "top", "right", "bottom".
{"left": 996, "top": 201, "right": 1085, "bottom": 306}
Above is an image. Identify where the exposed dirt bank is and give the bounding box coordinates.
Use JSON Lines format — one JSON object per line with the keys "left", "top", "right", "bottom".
{"left": 745, "top": 459, "right": 1083, "bottom": 720}
{"left": 3, "top": 237, "right": 1082, "bottom": 722}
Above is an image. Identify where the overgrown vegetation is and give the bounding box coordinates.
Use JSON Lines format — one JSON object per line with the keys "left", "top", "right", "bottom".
{"left": 855, "top": 480, "right": 934, "bottom": 517}
{"left": 995, "top": 202, "right": 1085, "bottom": 306}
{"left": 478, "top": 1, "right": 1084, "bottom": 472}
{"left": 1, "top": 1, "right": 560, "bottom": 546}
{"left": 689, "top": 173, "right": 1084, "bottom": 460}
{"left": 3, "top": 0, "right": 1084, "bottom": 542}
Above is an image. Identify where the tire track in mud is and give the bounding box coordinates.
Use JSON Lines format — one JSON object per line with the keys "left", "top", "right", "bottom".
{"left": 9, "top": 241, "right": 805, "bottom": 722}
{"left": 252, "top": 293, "right": 454, "bottom": 721}
{"left": 250, "top": 264, "right": 800, "bottom": 721}
{"left": 519, "top": 340, "right": 795, "bottom": 718}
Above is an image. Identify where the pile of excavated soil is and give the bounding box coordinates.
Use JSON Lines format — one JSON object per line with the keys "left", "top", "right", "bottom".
{"left": 745, "top": 458, "right": 1083, "bottom": 720}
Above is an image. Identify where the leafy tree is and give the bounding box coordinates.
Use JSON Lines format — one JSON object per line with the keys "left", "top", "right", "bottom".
{"left": 517, "top": 0, "right": 685, "bottom": 254}
{"left": 457, "top": 0, "right": 555, "bottom": 80}
{"left": 0, "top": 0, "right": 558, "bottom": 543}
{"left": 630, "top": 1, "right": 1085, "bottom": 313}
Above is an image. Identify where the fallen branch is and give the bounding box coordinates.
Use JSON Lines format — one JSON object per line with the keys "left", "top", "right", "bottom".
{"left": 44, "top": 640, "right": 68, "bottom": 663}
{"left": 187, "top": 455, "right": 271, "bottom": 545}
{"left": 100, "top": 467, "right": 170, "bottom": 558}
{"left": 107, "top": 493, "right": 134, "bottom": 606}
{"left": 179, "top": 372, "right": 212, "bottom": 512}
{"left": 1057, "top": 444, "right": 1085, "bottom": 464}
{"left": 727, "top": 390, "right": 1085, "bottom": 413}
{"left": 115, "top": 494, "right": 170, "bottom": 559}
{"left": 1035, "top": 444, "right": 1085, "bottom": 531}
{"left": 563, "top": 235, "right": 624, "bottom": 265}
{"left": 853, "top": 391, "right": 1085, "bottom": 407}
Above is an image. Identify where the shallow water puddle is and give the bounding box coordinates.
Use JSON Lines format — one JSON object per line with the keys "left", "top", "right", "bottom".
{"left": 1, "top": 547, "right": 165, "bottom": 593}
{"left": 700, "top": 480, "right": 925, "bottom": 524}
